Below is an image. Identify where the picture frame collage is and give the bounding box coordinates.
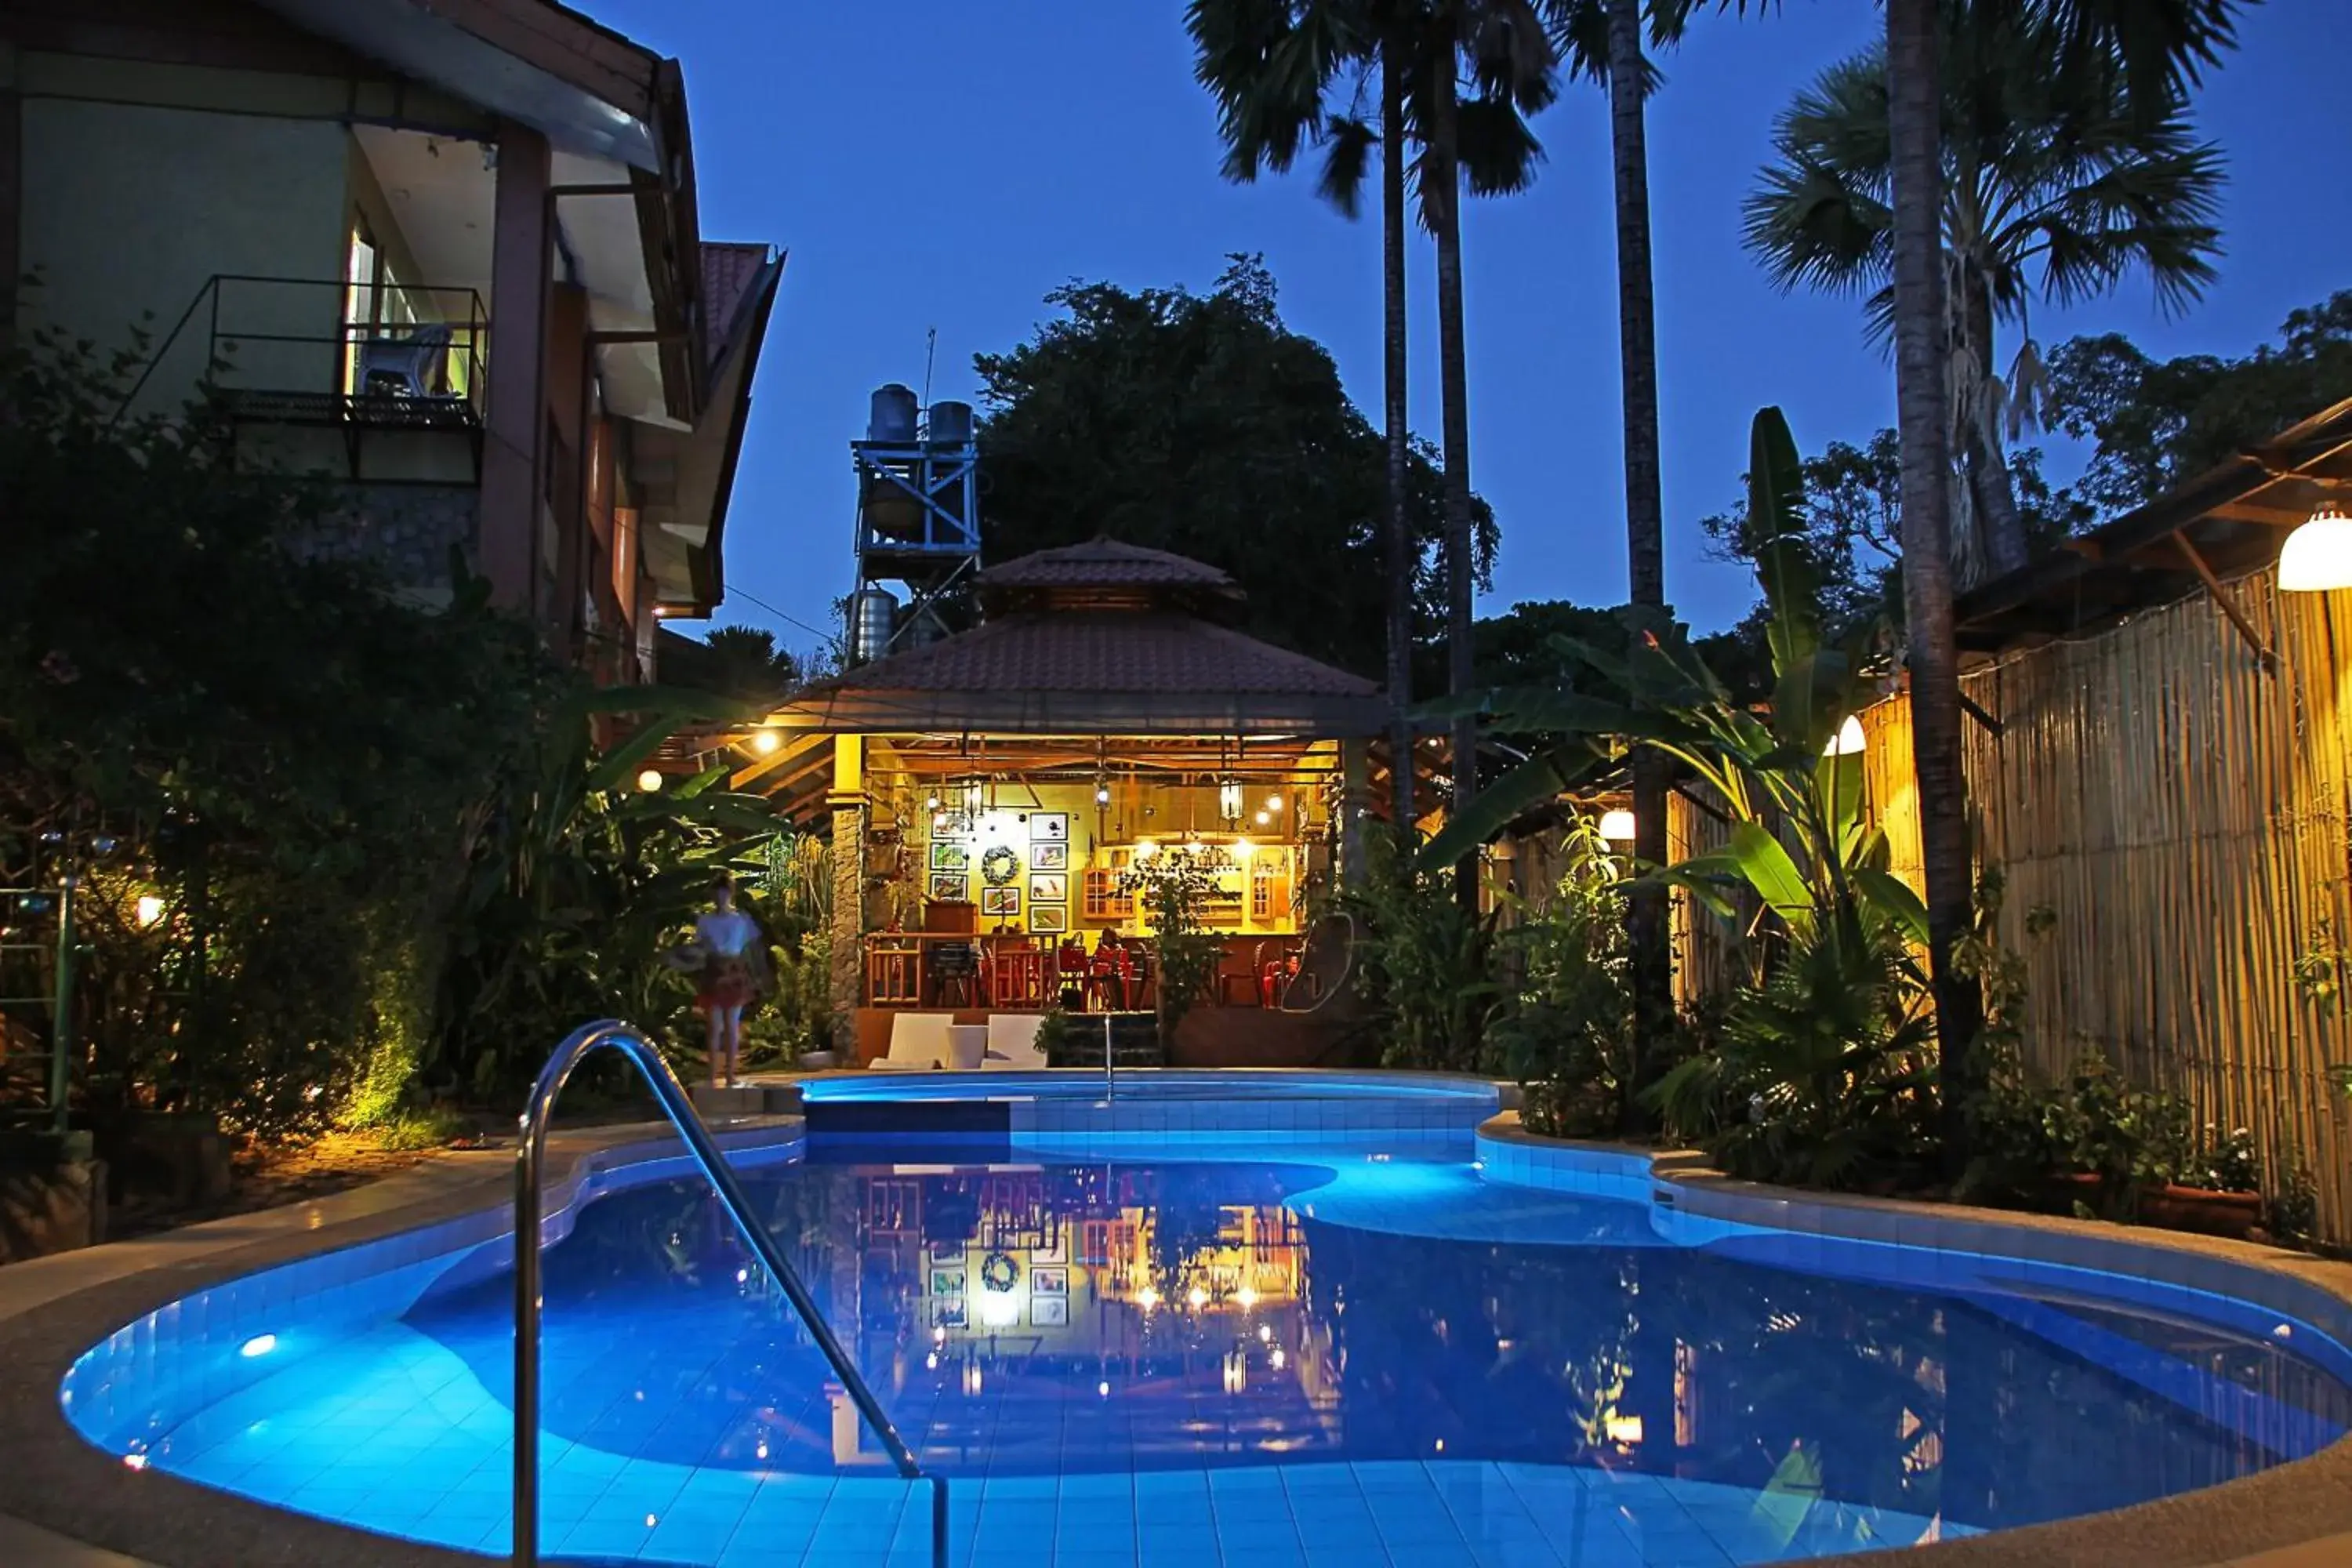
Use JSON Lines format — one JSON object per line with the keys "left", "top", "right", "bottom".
{"left": 927, "top": 809, "right": 1073, "bottom": 934}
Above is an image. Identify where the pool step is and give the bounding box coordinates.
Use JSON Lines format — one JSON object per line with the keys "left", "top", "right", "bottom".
{"left": 688, "top": 1083, "right": 805, "bottom": 1121}
{"left": 1044, "top": 1013, "right": 1163, "bottom": 1070}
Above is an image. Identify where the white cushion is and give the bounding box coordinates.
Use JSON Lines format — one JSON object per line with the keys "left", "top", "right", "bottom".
{"left": 982, "top": 1013, "right": 1048, "bottom": 1069}
{"left": 873, "top": 1011, "right": 953, "bottom": 1069}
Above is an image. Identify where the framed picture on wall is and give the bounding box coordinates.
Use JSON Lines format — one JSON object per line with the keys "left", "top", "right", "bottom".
{"left": 981, "top": 887, "right": 1020, "bottom": 916}
{"left": 933, "top": 812, "right": 973, "bottom": 840}
{"left": 1029, "top": 873, "right": 1067, "bottom": 904}
{"left": 1029, "top": 812, "right": 1069, "bottom": 842}
{"left": 1029, "top": 1297, "right": 1069, "bottom": 1327}
{"left": 929, "top": 841, "right": 970, "bottom": 872}
{"left": 932, "top": 1299, "right": 967, "bottom": 1329}
{"left": 1030, "top": 1266, "right": 1068, "bottom": 1296}
{"left": 1030, "top": 842, "right": 1069, "bottom": 872}
{"left": 1029, "top": 905, "right": 1067, "bottom": 935}
{"left": 928, "top": 873, "right": 967, "bottom": 902}
{"left": 930, "top": 1268, "right": 967, "bottom": 1297}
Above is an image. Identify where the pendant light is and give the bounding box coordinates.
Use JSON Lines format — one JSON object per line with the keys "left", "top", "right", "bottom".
{"left": 2278, "top": 501, "right": 2352, "bottom": 592}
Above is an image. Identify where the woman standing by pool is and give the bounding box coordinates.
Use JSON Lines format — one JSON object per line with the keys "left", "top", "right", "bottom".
{"left": 691, "top": 873, "right": 765, "bottom": 1088}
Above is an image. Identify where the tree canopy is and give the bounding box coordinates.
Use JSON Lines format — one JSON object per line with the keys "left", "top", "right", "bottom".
{"left": 2044, "top": 291, "right": 2352, "bottom": 519}
{"left": 975, "top": 255, "right": 1494, "bottom": 677}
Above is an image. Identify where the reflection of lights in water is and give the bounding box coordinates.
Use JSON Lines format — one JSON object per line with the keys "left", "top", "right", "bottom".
{"left": 1098, "top": 1381, "right": 1111, "bottom": 1398}
{"left": 755, "top": 1441, "right": 769, "bottom": 1461}
{"left": 1434, "top": 1439, "right": 1444, "bottom": 1454}
{"left": 962, "top": 1359, "right": 984, "bottom": 1398}
{"left": 1186, "top": 1286, "right": 1209, "bottom": 1310}
{"left": 239, "top": 1334, "right": 277, "bottom": 1359}
{"left": 736, "top": 1268, "right": 749, "bottom": 1284}
{"left": 1221, "top": 1348, "right": 1247, "bottom": 1395}
{"left": 981, "top": 1293, "right": 1019, "bottom": 1327}
{"left": 1137, "top": 1285, "right": 1161, "bottom": 1312}
{"left": 933, "top": 1326, "right": 947, "bottom": 1345}
{"left": 1270, "top": 1347, "right": 1286, "bottom": 1370}
{"left": 1257, "top": 1323, "right": 1272, "bottom": 1343}
{"left": 1605, "top": 1414, "right": 1645, "bottom": 1445}
{"left": 925, "top": 1352, "right": 938, "bottom": 1371}
{"left": 644, "top": 1514, "right": 659, "bottom": 1528}
{"left": 1236, "top": 1286, "right": 1259, "bottom": 1309}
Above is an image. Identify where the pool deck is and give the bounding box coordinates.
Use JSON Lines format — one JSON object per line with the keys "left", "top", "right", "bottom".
{"left": 0, "top": 1094, "right": 2346, "bottom": 1567}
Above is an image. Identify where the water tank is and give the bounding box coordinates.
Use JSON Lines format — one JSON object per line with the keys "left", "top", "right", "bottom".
{"left": 849, "top": 586, "right": 898, "bottom": 663}
{"left": 927, "top": 400, "right": 974, "bottom": 446}
{"left": 867, "top": 384, "right": 919, "bottom": 443}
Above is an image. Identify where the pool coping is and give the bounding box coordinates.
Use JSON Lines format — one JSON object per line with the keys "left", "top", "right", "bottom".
{"left": 0, "top": 1114, "right": 802, "bottom": 1568}
{"left": 1476, "top": 1113, "right": 2352, "bottom": 1568}
{"left": 2, "top": 1103, "right": 2346, "bottom": 1567}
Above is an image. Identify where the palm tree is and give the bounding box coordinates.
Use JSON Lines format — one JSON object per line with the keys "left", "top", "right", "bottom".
{"left": 1748, "top": 5, "right": 2223, "bottom": 586}
{"left": 1189, "top": 1, "right": 1559, "bottom": 909}
{"left": 1878, "top": 0, "right": 2241, "bottom": 1163}
{"left": 1543, "top": 0, "right": 1683, "bottom": 1101}
{"left": 1188, "top": 2, "right": 1417, "bottom": 830}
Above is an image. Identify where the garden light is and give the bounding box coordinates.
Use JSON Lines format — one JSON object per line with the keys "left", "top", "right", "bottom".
{"left": 1599, "top": 809, "right": 1635, "bottom": 843}
{"left": 1186, "top": 1285, "right": 1210, "bottom": 1310}
{"left": 636, "top": 768, "right": 663, "bottom": 793}
{"left": 135, "top": 895, "right": 165, "bottom": 927}
{"left": 1824, "top": 714, "right": 1866, "bottom": 757}
{"left": 2278, "top": 503, "right": 2352, "bottom": 591}
{"left": 751, "top": 729, "right": 780, "bottom": 755}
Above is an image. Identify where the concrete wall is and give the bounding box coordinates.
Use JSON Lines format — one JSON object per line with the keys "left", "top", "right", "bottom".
{"left": 18, "top": 83, "right": 347, "bottom": 413}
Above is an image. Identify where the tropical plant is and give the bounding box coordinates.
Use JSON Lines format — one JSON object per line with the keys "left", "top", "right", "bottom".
{"left": 1650, "top": 905, "right": 1940, "bottom": 1189}
{"left": 433, "top": 686, "right": 784, "bottom": 1095}
{"left": 1747, "top": 4, "right": 2224, "bottom": 586}
{"left": 1880, "top": 0, "right": 2245, "bottom": 1176}
{"left": 1334, "top": 826, "right": 1501, "bottom": 1073}
{"left": 1487, "top": 815, "right": 1635, "bottom": 1136}
{"left": 1116, "top": 848, "right": 1228, "bottom": 1048}
{"left": 1430, "top": 407, "right": 1928, "bottom": 964}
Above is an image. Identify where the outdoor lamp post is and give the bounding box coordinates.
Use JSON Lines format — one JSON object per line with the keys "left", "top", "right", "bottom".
{"left": 2278, "top": 502, "right": 2352, "bottom": 592}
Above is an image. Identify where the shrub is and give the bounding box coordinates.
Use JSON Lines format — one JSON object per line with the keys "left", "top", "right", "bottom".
{"left": 1488, "top": 818, "right": 1636, "bottom": 1137}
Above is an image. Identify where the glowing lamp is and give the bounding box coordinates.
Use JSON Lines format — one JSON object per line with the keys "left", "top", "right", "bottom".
{"left": 2279, "top": 503, "right": 2352, "bottom": 591}
{"left": 1265, "top": 794, "right": 1283, "bottom": 813}
{"left": 636, "top": 768, "right": 664, "bottom": 793}
{"left": 1136, "top": 1284, "right": 1162, "bottom": 1312}
{"left": 751, "top": 728, "right": 781, "bottom": 755}
{"left": 1254, "top": 810, "right": 1272, "bottom": 826}
{"left": 135, "top": 895, "right": 166, "bottom": 928}
{"left": 1823, "top": 714, "right": 1866, "bottom": 757}
{"left": 1096, "top": 784, "right": 1112, "bottom": 805}
{"left": 1605, "top": 1414, "right": 1646, "bottom": 1446}
{"left": 1598, "top": 809, "right": 1636, "bottom": 844}
{"left": 1133, "top": 840, "right": 1156, "bottom": 862}
{"left": 1185, "top": 1285, "right": 1210, "bottom": 1310}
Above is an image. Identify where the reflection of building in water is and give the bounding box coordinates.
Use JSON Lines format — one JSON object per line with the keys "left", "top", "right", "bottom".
{"left": 821, "top": 1160, "right": 1334, "bottom": 1469}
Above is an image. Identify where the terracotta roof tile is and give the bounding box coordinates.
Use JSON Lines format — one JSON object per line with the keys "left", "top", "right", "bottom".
{"left": 819, "top": 612, "right": 1375, "bottom": 698}
{"left": 975, "top": 538, "right": 1238, "bottom": 593}
{"left": 700, "top": 241, "right": 770, "bottom": 365}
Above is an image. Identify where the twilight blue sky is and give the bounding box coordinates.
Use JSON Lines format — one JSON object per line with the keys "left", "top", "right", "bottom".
{"left": 591, "top": 1, "right": 2350, "bottom": 657}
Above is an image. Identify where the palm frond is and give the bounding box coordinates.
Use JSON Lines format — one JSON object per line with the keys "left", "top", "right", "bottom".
{"left": 1315, "top": 114, "right": 1381, "bottom": 218}
{"left": 1457, "top": 93, "right": 1546, "bottom": 196}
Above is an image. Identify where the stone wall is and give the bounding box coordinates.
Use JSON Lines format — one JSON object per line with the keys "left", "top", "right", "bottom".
{"left": 289, "top": 483, "right": 480, "bottom": 601}
{"left": 0, "top": 1131, "right": 106, "bottom": 1264}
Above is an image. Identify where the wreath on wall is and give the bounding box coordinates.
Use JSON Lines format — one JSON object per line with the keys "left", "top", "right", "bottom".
{"left": 980, "top": 846, "right": 1021, "bottom": 887}
{"left": 979, "top": 1251, "right": 1021, "bottom": 1293}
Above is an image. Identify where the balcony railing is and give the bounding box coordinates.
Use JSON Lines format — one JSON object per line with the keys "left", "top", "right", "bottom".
{"left": 118, "top": 274, "right": 489, "bottom": 434}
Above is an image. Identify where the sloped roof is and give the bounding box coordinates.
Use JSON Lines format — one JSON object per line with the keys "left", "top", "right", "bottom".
{"left": 779, "top": 610, "right": 1384, "bottom": 735}
{"left": 975, "top": 538, "right": 1240, "bottom": 593}
{"left": 700, "top": 241, "right": 771, "bottom": 368}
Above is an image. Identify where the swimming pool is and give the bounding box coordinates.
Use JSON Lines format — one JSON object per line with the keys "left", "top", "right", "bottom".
{"left": 58, "top": 1096, "right": 2352, "bottom": 1567}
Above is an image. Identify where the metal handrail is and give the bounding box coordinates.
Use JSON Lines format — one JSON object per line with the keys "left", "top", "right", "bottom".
{"left": 513, "top": 1019, "right": 946, "bottom": 1566}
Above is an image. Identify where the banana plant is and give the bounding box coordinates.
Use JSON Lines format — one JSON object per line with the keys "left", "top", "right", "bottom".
{"left": 1423, "top": 406, "right": 1926, "bottom": 956}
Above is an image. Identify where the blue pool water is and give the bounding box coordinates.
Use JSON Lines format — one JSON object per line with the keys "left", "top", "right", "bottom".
{"left": 67, "top": 1134, "right": 2352, "bottom": 1567}
{"left": 798, "top": 1071, "right": 1497, "bottom": 1104}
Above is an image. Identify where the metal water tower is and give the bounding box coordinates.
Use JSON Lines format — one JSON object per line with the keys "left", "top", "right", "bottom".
{"left": 847, "top": 382, "right": 980, "bottom": 665}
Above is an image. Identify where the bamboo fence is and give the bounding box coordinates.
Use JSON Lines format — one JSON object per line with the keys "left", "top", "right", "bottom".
{"left": 1653, "top": 572, "right": 2352, "bottom": 1243}
{"left": 1857, "top": 567, "right": 2352, "bottom": 1246}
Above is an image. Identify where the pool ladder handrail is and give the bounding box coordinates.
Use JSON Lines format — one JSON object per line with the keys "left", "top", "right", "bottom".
{"left": 512, "top": 1018, "right": 946, "bottom": 1567}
